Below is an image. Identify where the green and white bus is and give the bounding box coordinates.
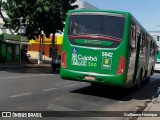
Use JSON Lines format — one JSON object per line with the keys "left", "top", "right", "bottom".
{"left": 155, "top": 47, "right": 160, "bottom": 71}
{"left": 60, "top": 10, "right": 157, "bottom": 89}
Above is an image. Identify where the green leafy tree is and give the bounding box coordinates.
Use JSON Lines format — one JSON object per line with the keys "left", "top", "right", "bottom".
{"left": 2, "top": 0, "right": 78, "bottom": 38}
{"left": 0, "top": 0, "right": 14, "bottom": 34}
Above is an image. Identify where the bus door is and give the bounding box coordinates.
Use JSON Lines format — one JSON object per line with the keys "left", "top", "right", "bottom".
{"left": 127, "top": 23, "right": 137, "bottom": 81}
{"left": 132, "top": 25, "right": 141, "bottom": 82}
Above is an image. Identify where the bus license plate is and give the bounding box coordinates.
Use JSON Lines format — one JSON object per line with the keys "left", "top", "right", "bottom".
{"left": 84, "top": 76, "right": 95, "bottom": 81}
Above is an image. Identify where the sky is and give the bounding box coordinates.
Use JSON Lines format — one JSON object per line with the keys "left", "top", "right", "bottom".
{"left": 83, "top": 0, "right": 160, "bottom": 32}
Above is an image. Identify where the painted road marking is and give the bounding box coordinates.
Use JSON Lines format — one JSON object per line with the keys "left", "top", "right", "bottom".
{"left": 0, "top": 74, "right": 52, "bottom": 80}
{"left": 64, "top": 84, "right": 78, "bottom": 88}
{"left": 10, "top": 93, "right": 32, "bottom": 98}
{"left": 42, "top": 88, "right": 58, "bottom": 92}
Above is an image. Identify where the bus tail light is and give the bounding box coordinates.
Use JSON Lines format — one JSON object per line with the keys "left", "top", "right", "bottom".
{"left": 116, "top": 56, "right": 126, "bottom": 74}
{"left": 61, "top": 51, "right": 67, "bottom": 68}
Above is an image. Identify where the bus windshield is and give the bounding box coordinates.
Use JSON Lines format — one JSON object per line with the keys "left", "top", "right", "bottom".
{"left": 68, "top": 14, "right": 125, "bottom": 40}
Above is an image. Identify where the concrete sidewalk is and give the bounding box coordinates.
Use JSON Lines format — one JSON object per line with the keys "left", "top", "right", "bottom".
{"left": 0, "top": 61, "right": 51, "bottom": 69}
{"left": 137, "top": 94, "right": 160, "bottom": 120}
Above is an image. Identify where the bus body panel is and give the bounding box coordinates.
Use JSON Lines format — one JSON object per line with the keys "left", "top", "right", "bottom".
{"left": 61, "top": 10, "right": 129, "bottom": 87}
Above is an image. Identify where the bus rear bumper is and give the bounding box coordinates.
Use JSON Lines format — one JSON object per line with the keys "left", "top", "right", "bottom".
{"left": 60, "top": 68, "right": 126, "bottom": 87}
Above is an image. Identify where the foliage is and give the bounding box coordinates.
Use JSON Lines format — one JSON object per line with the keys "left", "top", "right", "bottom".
{"left": 1, "top": 0, "right": 78, "bottom": 39}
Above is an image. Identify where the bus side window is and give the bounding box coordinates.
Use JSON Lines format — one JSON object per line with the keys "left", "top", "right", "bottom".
{"left": 144, "top": 36, "right": 146, "bottom": 53}
{"left": 144, "top": 35, "right": 148, "bottom": 54}
{"left": 140, "top": 33, "right": 146, "bottom": 54}
{"left": 130, "top": 24, "right": 136, "bottom": 51}
{"left": 152, "top": 42, "right": 155, "bottom": 55}
{"left": 140, "top": 33, "right": 143, "bottom": 53}
{"left": 150, "top": 41, "right": 156, "bottom": 56}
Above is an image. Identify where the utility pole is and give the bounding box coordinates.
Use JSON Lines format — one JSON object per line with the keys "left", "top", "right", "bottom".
{"left": 38, "top": 30, "right": 45, "bottom": 64}
{"left": 14, "top": 17, "right": 28, "bottom": 64}
{"left": 18, "top": 17, "right": 23, "bottom": 64}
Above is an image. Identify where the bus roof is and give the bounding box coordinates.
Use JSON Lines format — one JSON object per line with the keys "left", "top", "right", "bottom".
{"left": 67, "top": 9, "right": 157, "bottom": 45}
{"left": 68, "top": 9, "right": 130, "bottom": 15}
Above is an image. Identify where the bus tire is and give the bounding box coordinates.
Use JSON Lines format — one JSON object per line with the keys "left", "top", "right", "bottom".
{"left": 145, "top": 67, "right": 154, "bottom": 82}
{"left": 151, "top": 67, "right": 154, "bottom": 76}
{"left": 137, "top": 69, "right": 143, "bottom": 89}
{"left": 133, "top": 69, "right": 142, "bottom": 90}
{"left": 134, "top": 80, "right": 141, "bottom": 90}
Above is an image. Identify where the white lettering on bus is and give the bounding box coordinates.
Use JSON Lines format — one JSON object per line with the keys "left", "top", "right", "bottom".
{"left": 78, "top": 54, "right": 97, "bottom": 61}
{"left": 102, "top": 52, "right": 113, "bottom": 57}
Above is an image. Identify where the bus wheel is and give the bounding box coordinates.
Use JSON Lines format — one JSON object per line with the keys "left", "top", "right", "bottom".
{"left": 151, "top": 67, "right": 154, "bottom": 76}
{"left": 133, "top": 70, "right": 142, "bottom": 90}
{"left": 132, "top": 79, "right": 141, "bottom": 91}
{"left": 136, "top": 79, "right": 141, "bottom": 89}
{"left": 137, "top": 70, "right": 143, "bottom": 89}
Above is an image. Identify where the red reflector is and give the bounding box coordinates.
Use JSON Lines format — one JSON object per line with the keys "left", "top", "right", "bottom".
{"left": 116, "top": 56, "right": 126, "bottom": 74}
{"left": 61, "top": 51, "right": 66, "bottom": 68}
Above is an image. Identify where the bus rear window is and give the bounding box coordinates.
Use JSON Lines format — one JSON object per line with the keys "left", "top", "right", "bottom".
{"left": 68, "top": 14, "right": 125, "bottom": 40}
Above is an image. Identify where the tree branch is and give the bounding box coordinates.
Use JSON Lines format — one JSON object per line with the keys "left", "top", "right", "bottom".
{"left": 0, "top": 0, "right": 14, "bottom": 34}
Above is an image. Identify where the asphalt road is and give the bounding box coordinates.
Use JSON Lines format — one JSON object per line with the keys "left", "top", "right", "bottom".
{"left": 0, "top": 67, "right": 160, "bottom": 120}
